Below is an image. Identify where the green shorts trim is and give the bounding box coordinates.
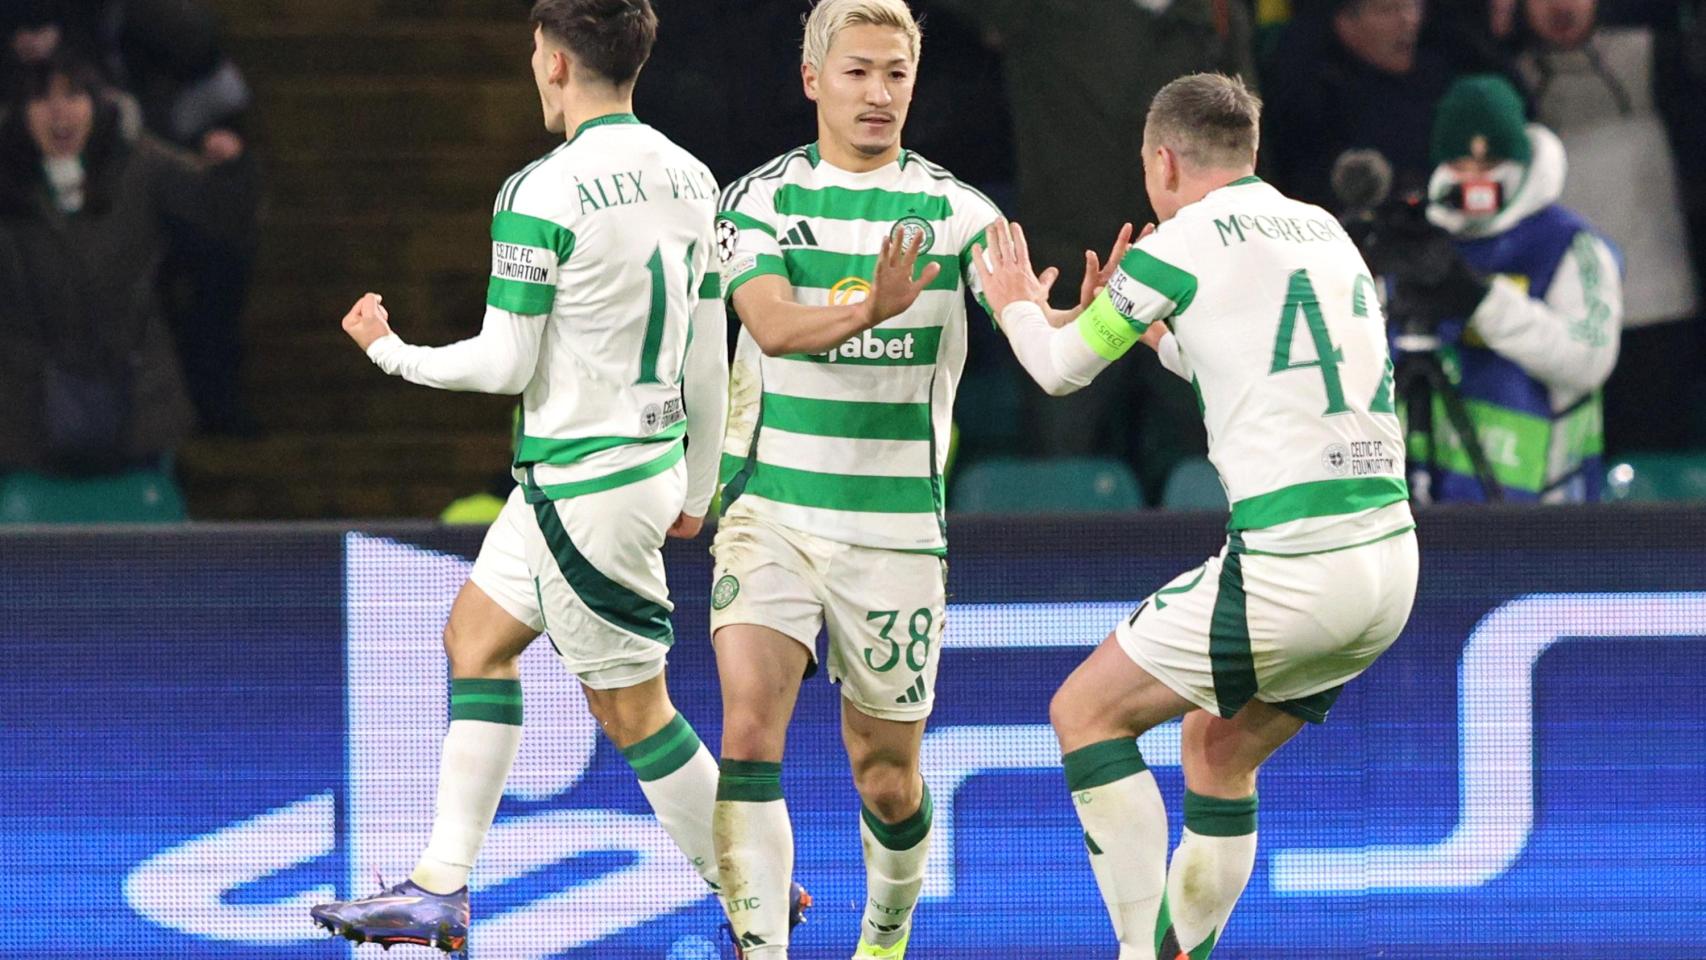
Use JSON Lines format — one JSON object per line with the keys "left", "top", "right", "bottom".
{"left": 1270, "top": 684, "right": 1344, "bottom": 724}
{"left": 1207, "top": 532, "right": 1256, "bottom": 718}
{"left": 531, "top": 499, "right": 673, "bottom": 646}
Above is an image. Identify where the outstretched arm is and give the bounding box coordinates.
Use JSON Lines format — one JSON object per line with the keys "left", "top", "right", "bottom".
{"left": 975, "top": 220, "right": 1159, "bottom": 396}
{"left": 344, "top": 293, "right": 545, "bottom": 395}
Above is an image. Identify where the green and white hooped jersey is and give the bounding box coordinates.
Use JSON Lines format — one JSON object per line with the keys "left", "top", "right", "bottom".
{"left": 493, "top": 114, "right": 722, "bottom": 500}
{"left": 715, "top": 144, "right": 999, "bottom": 553}
{"left": 1084, "top": 177, "right": 1415, "bottom": 555}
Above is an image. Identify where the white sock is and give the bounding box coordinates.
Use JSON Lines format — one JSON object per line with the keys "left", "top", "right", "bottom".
{"left": 715, "top": 760, "right": 791, "bottom": 957}
{"left": 1164, "top": 792, "right": 1258, "bottom": 958}
{"left": 858, "top": 783, "right": 932, "bottom": 947}
{"left": 620, "top": 713, "right": 721, "bottom": 888}
{"left": 1064, "top": 739, "right": 1168, "bottom": 955}
{"left": 411, "top": 680, "right": 524, "bottom": 894}
{"left": 1085, "top": 830, "right": 1124, "bottom": 941}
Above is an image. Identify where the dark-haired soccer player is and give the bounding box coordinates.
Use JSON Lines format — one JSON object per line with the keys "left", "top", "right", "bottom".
{"left": 310, "top": 1, "right": 729, "bottom": 954}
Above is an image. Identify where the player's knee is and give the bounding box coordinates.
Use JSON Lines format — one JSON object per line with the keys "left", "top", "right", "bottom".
{"left": 1048, "top": 686, "right": 1090, "bottom": 740}
{"left": 719, "top": 709, "right": 787, "bottom": 763}
{"left": 853, "top": 761, "right": 920, "bottom": 823}
{"left": 442, "top": 620, "right": 509, "bottom": 677}
{"left": 1186, "top": 756, "right": 1261, "bottom": 799}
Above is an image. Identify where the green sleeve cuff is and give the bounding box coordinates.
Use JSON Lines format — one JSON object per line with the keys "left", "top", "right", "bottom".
{"left": 724, "top": 253, "right": 788, "bottom": 301}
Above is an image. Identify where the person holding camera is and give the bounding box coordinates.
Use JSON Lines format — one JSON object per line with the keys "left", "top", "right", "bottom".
{"left": 1388, "top": 73, "right": 1622, "bottom": 502}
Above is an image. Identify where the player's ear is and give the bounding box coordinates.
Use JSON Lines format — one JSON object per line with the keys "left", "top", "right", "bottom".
{"left": 548, "top": 47, "right": 570, "bottom": 86}
{"left": 1161, "top": 146, "right": 1181, "bottom": 191}
{"left": 801, "top": 61, "right": 819, "bottom": 102}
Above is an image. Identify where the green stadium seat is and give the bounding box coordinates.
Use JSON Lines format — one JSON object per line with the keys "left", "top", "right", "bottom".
{"left": 950, "top": 457, "right": 1143, "bottom": 514}
{"left": 1161, "top": 456, "right": 1229, "bottom": 511}
{"left": 0, "top": 467, "right": 187, "bottom": 524}
{"left": 1604, "top": 452, "right": 1706, "bottom": 502}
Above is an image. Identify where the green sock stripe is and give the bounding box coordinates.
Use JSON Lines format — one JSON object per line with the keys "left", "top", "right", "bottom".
{"left": 1154, "top": 893, "right": 1173, "bottom": 957}
{"left": 1183, "top": 790, "right": 1258, "bottom": 837}
{"left": 451, "top": 678, "right": 522, "bottom": 697}
{"left": 1062, "top": 738, "right": 1147, "bottom": 792}
{"left": 717, "top": 759, "right": 783, "bottom": 802}
{"left": 451, "top": 699, "right": 523, "bottom": 724}
{"left": 861, "top": 782, "right": 933, "bottom": 851}
{"left": 1188, "top": 929, "right": 1220, "bottom": 960}
{"left": 621, "top": 713, "right": 703, "bottom": 782}
{"left": 450, "top": 679, "right": 522, "bottom": 725}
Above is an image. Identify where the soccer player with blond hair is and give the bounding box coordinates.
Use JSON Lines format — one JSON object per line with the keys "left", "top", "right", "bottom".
{"left": 975, "top": 72, "right": 1419, "bottom": 959}
{"left": 709, "top": 1, "right": 1128, "bottom": 957}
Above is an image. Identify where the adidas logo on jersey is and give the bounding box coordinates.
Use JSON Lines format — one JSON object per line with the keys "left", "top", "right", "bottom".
{"left": 778, "top": 221, "right": 819, "bottom": 247}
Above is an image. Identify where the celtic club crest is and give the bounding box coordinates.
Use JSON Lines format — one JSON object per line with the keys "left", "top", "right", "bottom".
{"left": 890, "top": 215, "right": 935, "bottom": 252}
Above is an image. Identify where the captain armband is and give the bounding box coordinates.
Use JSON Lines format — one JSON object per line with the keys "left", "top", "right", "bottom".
{"left": 1075, "top": 293, "right": 1145, "bottom": 362}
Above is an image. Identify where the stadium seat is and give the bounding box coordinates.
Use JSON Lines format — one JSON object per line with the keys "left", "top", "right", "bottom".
{"left": 950, "top": 457, "right": 1143, "bottom": 514}
{"left": 1604, "top": 453, "right": 1706, "bottom": 502}
{"left": 0, "top": 467, "right": 187, "bottom": 524}
{"left": 1161, "top": 455, "right": 1228, "bottom": 511}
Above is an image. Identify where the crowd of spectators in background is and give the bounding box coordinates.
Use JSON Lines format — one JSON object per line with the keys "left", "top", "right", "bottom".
{"left": 0, "top": 0, "right": 257, "bottom": 519}
{"left": 640, "top": 0, "right": 1705, "bottom": 507}
{"left": 5, "top": 0, "right": 1703, "bottom": 517}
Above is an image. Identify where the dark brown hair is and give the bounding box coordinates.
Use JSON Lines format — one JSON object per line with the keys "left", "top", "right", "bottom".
{"left": 530, "top": 0, "right": 657, "bottom": 87}
{"left": 0, "top": 52, "right": 124, "bottom": 216}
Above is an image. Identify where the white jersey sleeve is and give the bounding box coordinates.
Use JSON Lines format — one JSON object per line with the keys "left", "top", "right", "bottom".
{"left": 682, "top": 232, "right": 729, "bottom": 517}
{"left": 716, "top": 169, "right": 788, "bottom": 301}
{"left": 997, "top": 224, "right": 1196, "bottom": 395}
{"left": 954, "top": 192, "right": 1003, "bottom": 323}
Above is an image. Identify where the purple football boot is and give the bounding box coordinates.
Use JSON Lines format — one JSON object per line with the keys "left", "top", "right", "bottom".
{"left": 311, "top": 877, "right": 470, "bottom": 958}
{"left": 725, "top": 881, "right": 812, "bottom": 959}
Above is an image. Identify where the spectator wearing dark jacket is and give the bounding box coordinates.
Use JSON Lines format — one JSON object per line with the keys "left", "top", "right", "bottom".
{"left": 0, "top": 54, "right": 245, "bottom": 476}
{"left": 1264, "top": 0, "right": 1463, "bottom": 209}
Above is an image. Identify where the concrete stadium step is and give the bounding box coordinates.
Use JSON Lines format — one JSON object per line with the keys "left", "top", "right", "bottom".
{"left": 186, "top": 0, "right": 548, "bottom": 519}
{"left": 181, "top": 431, "right": 510, "bottom": 482}
{"left": 207, "top": 0, "right": 519, "bottom": 28}
{"left": 226, "top": 24, "right": 532, "bottom": 81}
{"left": 182, "top": 470, "right": 495, "bottom": 520}
{"left": 252, "top": 212, "right": 490, "bottom": 288}
{"left": 242, "top": 284, "right": 489, "bottom": 344}
{"left": 180, "top": 431, "right": 512, "bottom": 518}
{"left": 256, "top": 80, "right": 542, "bottom": 153}
{"left": 268, "top": 148, "right": 545, "bottom": 216}
{"left": 255, "top": 385, "right": 513, "bottom": 432}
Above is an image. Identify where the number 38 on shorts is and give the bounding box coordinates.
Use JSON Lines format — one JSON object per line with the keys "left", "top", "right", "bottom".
{"left": 708, "top": 511, "right": 946, "bottom": 722}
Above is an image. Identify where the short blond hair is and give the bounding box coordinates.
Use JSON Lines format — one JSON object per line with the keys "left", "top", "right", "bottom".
{"left": 1145, "top": 73, "right": 1262, "bottom": 170}
{"left": 801, "top": 0, "right": 922, "bottom": 70}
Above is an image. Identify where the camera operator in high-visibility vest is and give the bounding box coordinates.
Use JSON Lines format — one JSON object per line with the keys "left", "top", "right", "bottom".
{"left": 1393, "top": 74, "right": 1624, "bottom": 502}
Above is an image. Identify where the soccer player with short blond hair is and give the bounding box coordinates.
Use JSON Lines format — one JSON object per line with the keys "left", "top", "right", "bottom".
{"left": 976, "top": 73, "right": 1419, "bottom": 959}
{"left": 709, "top": 2, "right": 1128, "bottom": 957}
